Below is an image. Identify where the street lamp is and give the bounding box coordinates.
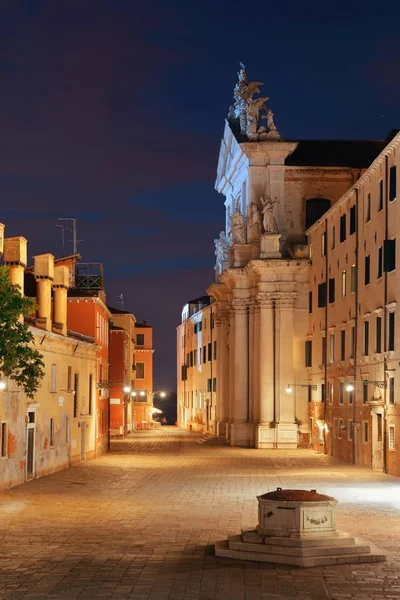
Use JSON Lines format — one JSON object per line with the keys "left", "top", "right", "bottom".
{"left": 123, "top": 386, "right": 131, "bottom": 394}
{"left": 0, "top": 380, "right": 6, "bottom": 391}
{"left": 285, "top": 384, "right": 317, "bottom": 393}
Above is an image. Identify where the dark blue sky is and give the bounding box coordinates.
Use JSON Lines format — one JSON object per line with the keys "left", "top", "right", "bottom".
{"left": 1, "top": 0, "right": 399, "bottom": 390}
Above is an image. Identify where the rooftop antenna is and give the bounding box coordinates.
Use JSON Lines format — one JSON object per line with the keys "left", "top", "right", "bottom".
{"left": 56, "top": 224, "right": 67, "bottom": 257}
{"left": 58, "top": 217, "right": 83, "bottom": 255}
{"left": 116, "top": 293, "right": 124, "bottom": 311}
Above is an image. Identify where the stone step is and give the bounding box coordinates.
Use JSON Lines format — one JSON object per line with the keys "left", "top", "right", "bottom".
{"left": 215, "top": 538, "right": 386, "bottom": 568}
{"left": 230, "top": 537, "right": 370, "bottom": 557}
{"left": 241, "top": 530, "right": 356, "bottom": 547}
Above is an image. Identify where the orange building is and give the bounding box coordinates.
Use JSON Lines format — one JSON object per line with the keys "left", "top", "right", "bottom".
{"left": 108, "top": 307, "right": 136, "bottom": 436}
{"left": 133, "top": 321, "right": 154, "bottom": 428}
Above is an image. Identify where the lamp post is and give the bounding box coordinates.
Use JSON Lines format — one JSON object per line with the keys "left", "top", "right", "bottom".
{"left": 123, "top": 386, "right": 131, "bottom": 434}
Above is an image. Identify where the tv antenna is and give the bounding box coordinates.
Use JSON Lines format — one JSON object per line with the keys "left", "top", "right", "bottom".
{"left": 116, "top": 293, "right": 124, "bottom": 311}
{"left": 58, "top": 217, "right": 83, "bottom": 255}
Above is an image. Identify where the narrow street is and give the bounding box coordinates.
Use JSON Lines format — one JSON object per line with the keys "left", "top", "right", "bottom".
{"left": 1, "top": 427, "right": 400, "bottom": 600}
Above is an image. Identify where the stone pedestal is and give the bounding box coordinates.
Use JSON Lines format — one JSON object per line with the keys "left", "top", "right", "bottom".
{"left": 276, "top": 423, "right": 298, "bottom": 448}
{"left": 229, "top": 422, "right": 252, "bottom": 447}
{"left": 256, "top": 424, "right": 275, "bottom": 448}
{"left": 260, "top": 233, "right": 281, "bottom": 259}
{"left": 215, "top": 488, "right": 385, "bottom": 567}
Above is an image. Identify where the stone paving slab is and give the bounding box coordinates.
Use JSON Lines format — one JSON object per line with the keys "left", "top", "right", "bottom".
{"left": 1, "top": 427, "right": 400, "bottom": 599}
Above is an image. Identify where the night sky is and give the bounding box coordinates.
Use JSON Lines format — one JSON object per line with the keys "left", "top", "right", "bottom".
{"left": 1, "top": 0, "right": 400, "bottom": 391}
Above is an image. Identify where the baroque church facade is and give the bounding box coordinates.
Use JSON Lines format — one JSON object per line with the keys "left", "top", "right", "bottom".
{"left": 177, "top": 66, "right": 398, "bottom": 461}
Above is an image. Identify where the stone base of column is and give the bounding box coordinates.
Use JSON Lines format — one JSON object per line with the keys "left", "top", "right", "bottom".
{"left": 256, "top": 424, "right": 276, "bottom": 448}
{"left": 276, "top": 422, "right": 298, "bottom": 448}
{"left": 230, "top": 421, "right": 253, "bottom": 447}
{"left": 216, "top": 420, "right": 229, "bottom": 441}
{"left": 260, "top": 233, "right": 281, "bottom": 259}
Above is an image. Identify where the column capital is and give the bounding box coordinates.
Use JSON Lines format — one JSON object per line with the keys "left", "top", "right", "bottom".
{"left": 231, "top": 298, "right": 249, "bottom": 314}
{"left": 214, "top": 309, "right": 229, "bottom": 325}
{"left": 275, "top": 291, "right": 297, "bottom": 308}
{"left": 257, "top": 292, "right": 274, "bottom": 308}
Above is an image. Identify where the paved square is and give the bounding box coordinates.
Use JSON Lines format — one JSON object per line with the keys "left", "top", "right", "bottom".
{"left": 1, "top": 427, "right": 400, "bottom": 600}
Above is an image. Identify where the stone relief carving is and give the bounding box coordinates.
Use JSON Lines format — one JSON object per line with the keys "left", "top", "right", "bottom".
{"left": 228, "top": 63, "right": 281, "bottom": 142}
{"left": 214, "top": 231, "right": 231, "bottom": 275}
{"left": 247, "top": 202, "right": 262, "bottom": 241}
{"left": 260, "top": 195, "right": 279, "bottom": 233}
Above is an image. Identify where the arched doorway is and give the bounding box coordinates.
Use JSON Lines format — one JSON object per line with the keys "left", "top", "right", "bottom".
{"left": 305, "top": 198, "right": 331, "bottom": 230}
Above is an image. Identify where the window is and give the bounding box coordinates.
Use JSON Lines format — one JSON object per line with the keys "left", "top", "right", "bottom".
{"left": 363, "top": 321, "right": 369, "bottom": 356}
{"left": 389, "top": 425, "right": 395, "bottom": 450}
{"left": 194, "top": 323, "right": 197, "bottom": 334}
{"left": 340, "top": 214, "right": 346, "bottom": 242}
{"left": 366, "top": 193, "right": 371, "bottom": 222}
{"left": 67, "top": 366, "right": 72, "bottom": 392}
{"left": 339, "top": 382, "right": 344, "bottom": 404}
{"left": 309, "top": 291, "right": 312, "bottom": 314}
{"left": 208, "top": 342, "right": 212, "bottom": 362}
{"left": 350, "top": 205, "right": 356, "bottom": 235}
{"left": 389, "top": 312, "right": 395, "bottom": 351}
{"left": 329, "top": 278, "right": 335, "bottom": 304}
{"left": 363, "top": 421, "right": 369, "bottom": 443}
{"left": 88, "top": 374, "right": 93, "bottom": 415}
{"left": 305, "top": 340, "right": 312, "bottom": 367}
{"left": 341, "top": 271, "right": 346, "bottom": 298}
{"left": 363, "top": 381, "right": 368, "bottom": 404}
{"left": 338, "top": 418, "right": 343, "bottom": 439}
{"left": 308, "top": 387, "right": 312, "bottom": 403}
{"left": 389, "top": 165, "right": 397, "bottom": 201}
{"left": 348, "top": 387, "right": 354, "bottom": 404}
{"left": 377, "top": 413, "right": 382, "bottom": 442}
{"left": 51, "top": 364, "right": 57, "bottom": 393}
{"left": 331, "top": 226, "right": 336, "bottom": 250}
{"left": 318, "top": 282, "right": 327, "bottom": 308}
{"left": 203, "top": 346, "right": 206, "bottom": 363}
{"left": 340, "top": 330, "right": 346, "bottom": 361}
{"left": 321, "top": 382, "right": 325, "bottom": 403}
{"left": 377, "top": 246, "right": 383, "bottom": 279}
{"left": 181, "top": 365, "right": 187, "bottom": 381}
{"left": 207, "top": 378, "right": 212, "bottom": 392}
{"left": 136, "top": 333, "right": 145, "bottom": 346}
{"left": 189, "top": 351, "right": 193, "bottom": 367}
{"left": 134, "top": 390, "right": 147, "bottom": 402}
{"left": 329, "top": 333, "right": 335, "bottom": 364}
{"left": 378, "top": 179, "right": 383, "bottom": 211}
{"left": 213, "top": 341, "right": 217, "bottom": 360}
{"left": 198, "top": 321, "right": 202, "bottom": 332}
{"left": 1, "top": 422, "right": 7, "bottom": 457}
{"left": 376, "top": 316, "right": 382, "bottom": 353}
{"left": 348, "top": 420, "right": 353, "bottom": 442}
{"left": 389, "top": 377, "right": 395, "bottom": 404}
{"left": 194, "top": 349, "right": 197, "bottom": 365}
{"left": 365, "top": 255, "right": 370, "bottom": 285}
{"left": 384, "top": 239, "right": 396, "bottom": 272}
{"left": 350, "top": 326, "right": 355, "bottom": 359}
{"left": 50, "top": 418, "right": 55, "bottom": 446}
{"left": 322, "top": 336, "right": 326, "bottom": 364}
{"left": 212, "top": 378, "right": 216, "bottom": 392}
{"left": 351, "top": 264, "right": 356, "bottom": 293}
{"left": 321, "top": 231, "right": 326, "bottom": 257}
{"left": 65, "top": 415, "right": 70, "bottom": 444}
{"left": 74, "top": 374, "right": 79, "bottom": 418}
{"left": 186, "top": 352, "right": 190, "bottom": 367}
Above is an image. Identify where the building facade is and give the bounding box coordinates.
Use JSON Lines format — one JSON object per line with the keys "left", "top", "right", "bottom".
{"left": 133, "top": 321, "right": 154, "bottom": 428}
{"left": 306, "top": 131, "right": 400, "bottom": 475}
{"left": 177, "top": 65, "right": 397, "bottom": 459}
{"left": 0, "top": 232, "right": 98, "bottom": 490}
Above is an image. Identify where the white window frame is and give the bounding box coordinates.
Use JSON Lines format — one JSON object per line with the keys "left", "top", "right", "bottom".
{"left": 341, "top": 270, "right": 346, "bottom": 298}
{"left": 389, "top": 424, "right": 395, "bottom": 451}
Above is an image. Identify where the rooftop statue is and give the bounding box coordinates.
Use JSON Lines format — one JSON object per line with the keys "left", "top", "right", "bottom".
{"left": 228, "top": 63, "right": 281, "bottom": 141}
{"left": 214, "top": 231, "right": 231, "bottom": 275}
{"left": 260, "top": 195, "right": 279, "bottom": 233}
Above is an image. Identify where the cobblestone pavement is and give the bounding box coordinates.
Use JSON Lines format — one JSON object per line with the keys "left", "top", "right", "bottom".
{"left": 1, "top": 427, "right": 400, "bottom": 600}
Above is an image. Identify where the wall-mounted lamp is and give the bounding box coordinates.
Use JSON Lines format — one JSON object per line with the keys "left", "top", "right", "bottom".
{"left": 286, "top": 383, "right": 317, "bottom": 393}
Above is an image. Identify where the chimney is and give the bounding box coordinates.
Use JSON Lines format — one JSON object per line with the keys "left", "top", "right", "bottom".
{"left": 52, "top": 266, "right": 70, "bottom": 336}
{"left": 4, "top": 236, "right": 28, "bottom": 293}
{"left": 34, "top": 254, "right": 54, "bottom": 332}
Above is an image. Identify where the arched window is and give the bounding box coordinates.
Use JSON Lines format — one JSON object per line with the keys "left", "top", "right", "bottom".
{"left": 306, "top": 198, "right": 331, "bottom": 230}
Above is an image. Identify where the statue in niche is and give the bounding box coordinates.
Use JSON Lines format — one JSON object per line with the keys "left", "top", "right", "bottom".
{"left": 247, "top": 202, "right": 262, "bottom": 241}
{"left": 260, "top": 195, "right": 278, "bottom": 233}
{"left": 214, "top": 231, "right": 231, "bottom": 274}
{"left": 230, "top": 210, "right": 246, "bottom": 244}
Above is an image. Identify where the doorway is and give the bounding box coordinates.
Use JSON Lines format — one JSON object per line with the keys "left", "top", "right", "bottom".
{"left": 26, "top": 424, "right": 35, "bottom": 480}
{"left": 80, "top": 422, "right": 86, "bottom": 462}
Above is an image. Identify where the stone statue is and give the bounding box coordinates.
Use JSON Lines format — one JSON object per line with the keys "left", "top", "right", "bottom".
{"left": 230, "top": 210, "right": 246, "bottom": 244}
{"left": 260, "top": 195, "right": 278, "bottom": 233}
{"left": 214, "top": 231, "right": 231, "bottom": 274}
{"left": 228, "top": 63, "right": 281, "bottom": 142}
{"left": 247, "top": 202, "right": 262, "bottom": 241}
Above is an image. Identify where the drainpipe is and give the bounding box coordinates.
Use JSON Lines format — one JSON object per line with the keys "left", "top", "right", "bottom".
{"left": 353, "top": 188, "right": 359, "bottom": 465}
{"left": 323, "top": 220, "right": 328, "bottom": 453}
{"left": 383, "top": 155, "right": 389, "bottom": 474}
{"left": 273, "top": 298, "right": 277, "bottom": 446}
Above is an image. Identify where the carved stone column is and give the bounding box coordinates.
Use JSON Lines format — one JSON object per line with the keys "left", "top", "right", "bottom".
{"left": 275, "top": 291, "right": 298, "bottom": 448}
{"left": 214, "top": 307, "right": 229, "bottom": 439}
{"left": 230, "top": 298, "right": 251, "bottom": 447}
{"left": 256, "top": 292, "right": 276, "bottom": 448}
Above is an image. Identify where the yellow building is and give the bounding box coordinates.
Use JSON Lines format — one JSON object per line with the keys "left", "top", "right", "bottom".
{"left": 0, "top": 227, "right": 100, "bottom": 490}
